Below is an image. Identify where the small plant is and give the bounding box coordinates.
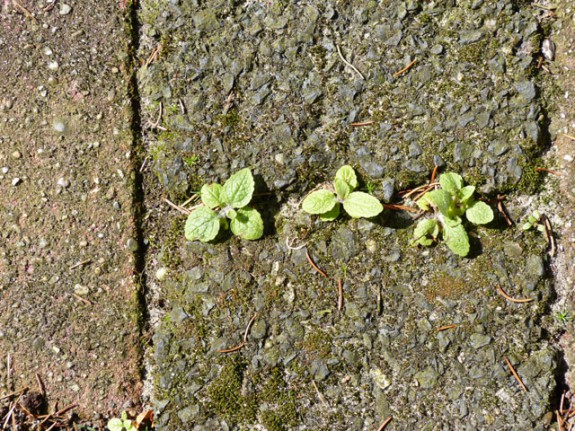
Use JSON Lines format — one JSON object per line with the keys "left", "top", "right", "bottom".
{"left": 521, "top": 210, "right": 545, "bottom": 232}
{"left": 107, "top": 412, "right": 136, "bottom": 431}
{"left": 302, "top": 165, "right": 383, "bottom": 220}
{"left": 183, "top": 155, "right": 199, "bottom": 167}
{"left": 185, "top": 168, "right": 263, "bottom": 242}
{"left": 413, "top": 172, "right": 494, "bottom": 257}
{"left": 556, "top": 310, "right": 572, "bottom": 325}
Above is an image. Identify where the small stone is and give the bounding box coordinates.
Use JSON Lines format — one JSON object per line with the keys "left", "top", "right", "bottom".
{"left": 74, "top": 284, "right": 89, "bottom": 296}
{"left": 155, "top": 267, "right": 168, "bottom": 281}
{"left": 12, "top": 178, "right": 21, "bottom": 186}
{"left": 57, "top": 177, "right": 70, "bottom": 188}
{"left": 11, "top": 151, "right": 21, "bottom": 159}
{"left": 1, "top": 167, "right": 8, "bottom": 174}
{"left": 382, "top": 177, "right": 394, "bottom": 202}
{"left": 126, "top": 238, "right": 139, "bottom": 252}
{"left": 370, "top": 368, "right": 391, "bottom": 390}
{"left": 470, "top": 333, "right": 491, "bottom": 349}
{"left": 526, "top": 255, "right": 544, "bottom": 277}
{"left": 514, "top": 80, "right": 536, "bottom": 102}
{"left": 415, "top": 367, "right": 439, "bottom": 388}
{"left": 59, "top": 4, "right": 72, "bottom": 15}
{"left": 542, "top": 39, "right": 556, "bottom": 61}
{"left": 460, "top": 30, "right": 483, "bottom": 45}
{"left": 430, "top": 44, "right": 443, "bottom": 55}
{"left": 564, "top": 154, "right": 574, "bottom": 162}
{"left": 53, "top": 121, "right": 67, "bottom": 133}
{"left": 48, "top": 61, "right": 59, "bottom": 70}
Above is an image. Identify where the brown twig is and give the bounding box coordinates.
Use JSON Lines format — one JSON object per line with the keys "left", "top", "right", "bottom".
{"left": 350, "top": 121, "right": 374, "bottom": 127}
{"left": 38, "top": 403, "right": 78, "bottom": 427}
{"left": 496, "top": 285, "right": 534, "bottom": 303}
{"left": 377, "top": 416, "right": 393, "bottom": 431}
{"left": 394, "top": 58, "right": 417, "bottom": 77}
{"left": 243, "top": 313, "right": 257, "bottom": 343}
{"left": 383, "top": 203, "right": 419, "bottom": 213}
{"left": 13, "top": 0, "right": 37, "bottom": 22}
{"left": 430, "top": 165, "right": 439, "bottom": 184}
{"left": 217, "top": 343, "right": 245, "bottom": 353}
{"left": 163, "top": 198, "right": 190, "bottom": 215}
{"left": 335, "top": 44, "right": 365, "bottom": 80}
{"left": 535, "top": 167, "right": 562, "bottom": 176}
{"left": 306, "top": 251, "right": 328, "bottom": 277}
{"left": 496, "top": 194, "right": 513, "bottom": 226}
{"left": 504, "top": 355, "right": 528, "bottom": 393}
{"left": 312, "top": 381, "right": 328, "bottom": 406}
{"left": 437, "top": 324, "right": 458, "bottom": 332}
{"left": 36, "top": 374, "right": 45, "bottom": 397}
{"left": 337, "top": 278, "right": 344, "bottom": 311}
{"left": 0, "top": 387, "right": 28, "bottom": 401}
{"left": 7, "top": 354, "right": 12, "bottom": 391}
{"left": 151, "top": 101, "right": 163, "bottom": 129}
{"left": 401, "top": 182, "right": 439, "bottom": 200}
{"left": 563, "top": 134, "right": 575, "bottom": 141}
{"left": 73, "top": 293, "right": 93, "bottom": 305}
{"left": 69, "top": 259, "right": 92, "bottom": 270}
{"left": 145, "top": 44, "right": 161, "bottom": 67}
{"left": 218, "top": 314, "right": 258, "bottom": 353}
{"left": 286, "top": 236, "right": 307, "bottom": 251}
{"left": 541, "top": 215, "right": 556, "bottom": 256}
{"left": 2, "top": 394, "right": 22, "bottom": 429}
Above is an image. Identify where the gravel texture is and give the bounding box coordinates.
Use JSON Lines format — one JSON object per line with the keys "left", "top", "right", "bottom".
{"left": 0, "top": 0, "right": 142, "bottom": 415}
{"left": 138, "top": 1, "right": 563, "bottom": 430}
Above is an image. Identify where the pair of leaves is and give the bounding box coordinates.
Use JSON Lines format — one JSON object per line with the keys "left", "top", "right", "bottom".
{"left": 302, "top": 165, "right": 383, "bottom": 220}
{"left": 185, "top": 168, "right": 264, "bottom": 242}
{"left": 414, "top": 217, "right": 470, "bottom": 257}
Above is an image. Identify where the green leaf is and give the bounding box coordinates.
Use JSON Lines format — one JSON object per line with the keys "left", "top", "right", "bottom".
{"left": 426, "top": 189, "right": 453, "bottom": 216}
{"left": 458, "top": 185, "right": 475, "bottom": 203}
{"left": 443, "top": 222, "right": 470, "bottom": 257}
{"left": 185, "top": 207, "right": 221, "bottom": 242}
{"left": 465, "top": 201, "right": 494, "bottom": 225}
{"left": 226, "top": 208, "right": 237, "bottom": 219}
{"left": 416, "top": 193, "right": 432, "bottom": 211}
{"left": 439, "top": 172, "right": 463, "bottom": 194}
{"left": 230, "top": 207, "right": 264, "bottom": 240}
{"left": 106, "top": 419, "right": 125, "bottom": 431}
{"left": 221, "top": 168, "right": 255, "bottom": 208}
{"left": 343, "top": 192, "right": 383, "bottom": 218}
{"left": 522, "top": 222, "right": 533, "bottom": 230}
{"left": 413, "top": 219, "right": 439, "bottom": 246}
{"left": 201, "top": 183, "right": 224, "bottom": 209}
{"left": 334, "top": 178, "right": 352, "bottom": 199}
{"left": 334, "top": 165, "right": 358, "bottom": 189}
{"left": 302, "top": 189, "right": 338, "bottom": 214}
{"left": 319, "top": 203, "right": 340, "bottom": 221}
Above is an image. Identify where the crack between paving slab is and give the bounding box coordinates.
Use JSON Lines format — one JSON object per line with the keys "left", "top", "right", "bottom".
{"left": 124, "top": 1, "right": 150, "bottom": 395}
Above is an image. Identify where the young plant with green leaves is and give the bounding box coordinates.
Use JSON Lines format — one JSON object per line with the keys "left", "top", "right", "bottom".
{"left": 521, "top": 210, "right": 545, "bottom": 233}
{"left": 413, "top": 172, "right": 494, "bottom": 257}
{"left": 185, "top": 168, "right": 263, "bottom": 242}
{"left": 107, "top": 412, "right": 136, "bottom": 431}
{"left": 302, "top": 165, "right": 383, "bottom": 220}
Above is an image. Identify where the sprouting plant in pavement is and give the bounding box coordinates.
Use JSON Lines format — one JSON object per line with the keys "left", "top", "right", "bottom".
{"left": 185, "top": 168, "right": 264, "bottom": 242}
{"left": 412, "top": 172, "right": 494, "bottom": 257}
{"left": 521, "top": 210, "right": 545, "bottom": 233}
{"left": 107, "top": 412, "right": 137, "bottom": 431}
{"left": 302, "top": 165, "right": 383, "bottom": 221}
{"left": 556, "top": 310, "right": 572, "bottom": 325}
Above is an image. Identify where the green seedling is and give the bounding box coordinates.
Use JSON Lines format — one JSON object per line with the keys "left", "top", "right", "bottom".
{"left": 107, "top": 412, "right": 137, "bottom": 431}
{"left": 521, "top": 210, "right": 545, "bottom": 233}
{"left": 185, "top": 168, "right": 263, "bottom": 242}
{"left": 302, "top": 165, "right": 383, "bottom": 221}
{"left": 556, "top": 310, "right": 572, "bottom": 325}
{"left": 413, "top": 172, "right": 494, "bottom": 257}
